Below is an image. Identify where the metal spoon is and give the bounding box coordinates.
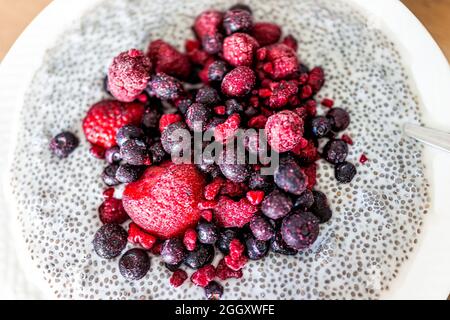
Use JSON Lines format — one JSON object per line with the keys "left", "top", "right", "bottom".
{"left": 403, "top": 123, "right": 450, "bottom": 153}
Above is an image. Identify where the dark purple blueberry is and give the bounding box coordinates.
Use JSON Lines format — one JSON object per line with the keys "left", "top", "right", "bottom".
{"left": 248, "top": 172, "right": 274, "bottom": 193}
{"left": 261, "top": 189, "right": 293, "bottom": 220}
{"left": 161, "top": 122, "right": 191, "bottom": 155}
{"left": 223, "top": 9, "right": 253, "bottom": 35}
{"left": 202, "top": 33, "right": 224, "bottom": 55}
{"left": 249, "top": 215, "right": 274, "bottom": 241}
{"left": 245, "top": 236, "right": 269, "bottom": 260}
{"left": 103, "top": 75, "right": 111, "bottom": 95}
{"left": 208, "top": 60, "right": 229, "bottom": 82}
{"left": 274, "top": 158, "right": 308, "bottom": 195}
{"left": 205, "top": 117, "right": 226, "bottom": 134}
{"left": 116, "top": 125, "right": 144, "bottom": 147}
{"left": 105, "top": 146, "right": 122, "bottom": 164}
{"left": 310, "top": 190, "right": 332, "bottom": 223}
{"left": 205, "top": 281, "right": 224, "bottom": 300}
{"left": 93, "top": 224, "right": 127, "bottom": 259}
{"left": 322, "top": 139, "right": 348, "bottom": 164}
{"left": 184, "top": 244, "right": 215, "bottom": 269}
{"left": 270, "top": 231, "right": 298, "bottom": 255}
{"left": 281, "top": 212, "right": 320, "bottom": 250}
{"left": 175, "top": 97, "right": 193, "bottom": 115}
{"left": 147, "top": 73, "right": 184, "bottom": 100}
{"left": 218, "top": 147, "right": 250, "bottom": 183}
{"left": 312, "top": 206, "right": 332, "bottom": 224}
{"left": 149, "top": 141, "right": 166, "bottom": 164}
{"left": 115, "top": 164, "right": 143, "bottom": 183}
{"left": 229, "top": 3, "right": 252, "bottom": 13}
{"left": 310, "top": 116, "right": 332, "bottom": 138}
{"left": 161, "top": 238, "right": 187, "bottom": 265}
{"left": 186, "top": 103, "right": 212, "bottom": 132}
{"left": 142, "top": 108, "right": 161, "bottom": 130}
{"left": 293, "top": 190, "right": 314, "bottom": 210}
{"left": 335, "top": 162, "right": 357, "bottom": 183}
{"left": 225, "top": 99, "right": 244, "bottom": 115}
{"left": 165, "top": 262, "right": 182, "bottom": 272}
{"left": 216, "top": 228, "right": 238, "bottom": 254}
{"left": 120, "top": 139, "right": 149, "bottom": 166}
{"left": 196, "top": 222, "right": 218, "bottom": 245}
{"left": 326, "top": 108, "right": 350, "bottom": 132}
{"left": 101, "top": 164, "right": 120, "bottom": 186}
{"left": 49, "top": 131, "right": 79, "bottom": 158}
{"left": 196, "top": 87, "right": 221, "bottom": 107}
{"left": 119, "top": 248, "right": 150, "bottom": 280}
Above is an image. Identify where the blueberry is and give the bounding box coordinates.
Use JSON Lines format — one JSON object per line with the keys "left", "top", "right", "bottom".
{"left": 197, "top": 161, "right": 222, "bottom": 178}
{"left": 326, "top": 108, "right": 350, "bottom": 132}
{"left": 161, "top": 238, "right": 187, "bottom": 265}
{"left": 261, "top": 189, "right": 293, "bottom": 220}
{"left": 184, "top": 244, "right": 215, "bottom": 269}
{"left": 225, "top": 99, "right": 244, "bottom": 115}
{"left": 149, "top": 141, "right": 166, "bottom": 164}
{"left": 229, "top": 3, "right": 252, "bottom": 13}
{"left": 204, "top": 117, "right": 226, "bottom": 134}
{"left": 115, "top": 164, "right": 143, "bottom": 183}
{"left": 93, "top": 224, "right": 127, "bottom": 259}
{"left": 161, "top": 122, "right": 191, "bottom": 155}
{"left": 147, "top": 73, "right": 184, "bottom": 100}
{"left": 310, "top": 116, "right": 332, "bottom": 138}
{"left": 101, "top": 164, "right": 120, "bottom": 186}
{"left": 281, "top": 212, "right": 320, "bottom": 250}
{"left": 335, "top": 162, "right": 357, "bottom": 183}
{"left": 248, "top": 172, "right": 274, "bottom": 193}
{"left": 202, "top": 33, "right": 224, "bottom": 55}
{"left": 142, "top": 108, "right": 161, "bottom": 130}
{"left": 270, "top": 231, "right": 298, "bottom": 255}
{"left": 120, "top": 139, "right": 149, "bottom": 166}
{"left": 293, "top": 190, "right": 314, "bottom": 210}
{"left": 218, "top": 147, "right": 250, "bottom": 183}
{"left": 245, "top": 236, "right": 269, "bottom": 260}
{"left": 186, "top": 103, "right": 212, "bottom": 132}
{"left": 322, "top": 139, "right": 348, "bottom": 164}
{"left": 119, "top": 248, "right": 150, "bottom": 280}
{"left": 310, "top": 191, "right": 332, "bottom": 223}
{"left": 274, "top": 158, "right": 308, "bottom": 195}
{"left": 105, "top": 146, "right": 122, "bottom": 164}
{"left": 165, "top": 262, "right": 182, "bottom": 272}
{"left": 204, "top": 281, "right": 224, "bottom": 300}
{"left": 116, "top": 125, "right": 144, "bottom": 147}
{"left": 49, "top": 132, "right": 79, "bottom": 158}
{"left": 216, "top": 228, "right": 238, "bottom": 254}
{"left": 208, "top": 61, "right": 228, "bottom": 83}
{"left": 223, "top": 9, "right": 253, "bottom": 35}
{"left": 249, "top": 215, "right": 274, "bottom": 241}
{"left": 196, "top": 222, "right": 218, "bottom": 245}
{"left": 195, "top": 87, "right": 221, "bottom": 107}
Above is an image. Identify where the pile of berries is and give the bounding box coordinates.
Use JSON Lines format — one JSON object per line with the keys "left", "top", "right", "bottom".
{"left": 49, "top": 3, "right": 360, "bottom": 300}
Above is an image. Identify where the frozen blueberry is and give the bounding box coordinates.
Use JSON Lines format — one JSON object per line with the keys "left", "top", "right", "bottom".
{"left": 175, "top": 97, "right": 193, "bottom": 115}
{"left": 270, "top": 231, "right": 298, "bottom": 255}
{"left": 101, "top": 164, "right": 120, "bottom": 186}
{"left": 202, "top": 33, "right": 224, "bottom": 55}
{"left": 115, "top": 164, "right": 143, "bottom": 183}
{"left": 310, "top": 116, "right": 332, "bottom": 138}
{"left": 161, "top": 238, "right": 187, "bottom": 265}
{"left": 161, "top": 122, "right": 191, "bottom": 155}
{"left": 216, "top": 228, "right": 238, "bottom": 254}
{"left": 281, "top": 212, "right": 320, "bottom": 250}
{"left": 142, "top": 108, "right": 161, "bottom": 130}
{"left": 218, "top": 148, "right": 250, "bottom": 183}
{"left": 205, "top": 281, "right": 224, "bottom": 300}
{"left": 223, "top": 9, "right": 253, "bottom": 35}
{"left": 93, "top": 224, "right": 127, "bottom": 259}
{"left": 335, "top": 162, "right": 357, "bottom": 183}
{"left": 119, "top": 248, "right": 150, "bottom": 280}
{"left": 196, "top": 222, "right": 218, "bottom": 245}
{"left": 105, "top": 146, "right": 122, "bottom": 164}
{"left": 309, "top": 190, "right": 333, "bottom": 223}
{"left": 149, "top": 141, "right": 166, "bottom": 164}
{"left": 249, "top": 215, "right": 275, "bottom": 241}
{"left": 248, "top": 172, "right": 274, "bottom": 193}
{"left": 322, "top": 139, "right": 348, "bottom": 164}
{"left": 196, "top": 87, "right": 221, "bottom": 107}
{"left": 186, "top": 103, "right": 212, "bottom": 132}
{"left": 274, "top": 158, "right": 308, "bottom": 195}
{"left": 165, "top": 262, "right": 182, "bottom": 272}
{"left": 229, "top": 3, "right": 252, "bottom": 13}
{"left": 245, "top": 236, "right": 269, "bottom": 260}
{"left": 261, "top": 189, "right": 293, "bottom": 220}
{"left": 184, "top": 244, "right": 215, "bottom": 269}
{"left": 116, "top": 125, "right": 144, "bottom": 147}
{"left": 326, "top": 108, "right": 350, "bottom": 132}
{"left": 49, "top": 132, "right": 79, "bottom": 158}
{"left": 208, "top": 61, "right": 229, "bottom": 82}
{"left": 293, "top": 190, "right": 315, "bottom": 210}
{"left": 147, "top": 73, "right": 184, "bottom": 100}
{"left": 225, "top": 99, "right": 244, "bottom": 115}
{"left": 120, "top": 139, "right": 149, "bottom": 165}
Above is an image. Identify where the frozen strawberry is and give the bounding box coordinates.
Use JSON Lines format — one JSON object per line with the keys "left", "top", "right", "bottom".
{"left": 223, "top": 33, "right": 259, "bottom": 67}
{"left": 127, "top": 222, "right": 157, "bottom": 250}
{"left": 214, "top": 196, "right": 258, "bottom": 228}
{"left": 82, "top": 100, "right": 145, "bottom": 149}
{"left": 251, "top": 22, "right": 282, "bottom": 47}
{"left": 148, "top": 39, "right": 191, "bottom": 79}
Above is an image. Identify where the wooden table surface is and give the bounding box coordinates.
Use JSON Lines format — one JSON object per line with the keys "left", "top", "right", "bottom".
{"left": 0, "top": 0, "right": 449, "bottom": 61}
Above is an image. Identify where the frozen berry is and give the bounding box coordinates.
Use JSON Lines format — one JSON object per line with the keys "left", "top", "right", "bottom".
{"left": 270, "top": 231, "right": 298, "bottom": 255}
{"left": 204, "top": 281, "right": 224, "bottom": 300}
{"left": 223, "top": 9, "right": 253, "bottom": 35}
{"left": 249, "top": 215, "right": 274, "bottom": 241}
{"left": 119, "top": 249, "right": 150, "bottom": 280}
{"left": 261, "top": 189, "right": 293, "bottom": 220}
{"left": 321, "top": 98, "right": 334, "bottom": 108}
{"left": 127, "top": 222, "right": 157, "bottom": 250}
{"left": 105, "top": 146, "right": 122, "bottom": 164}
{"left": 310, "top": 116, "right": 332, "bottom": 138}
{"left": 322, "top": 139, "right": 348, "bottom": 164}
{"left": 248, "top": 172, "right": 274, "bottom": 193}
{"left": 282, "top": 35, "right": 298, "bottom": 51}
{"left": 196, "top": 222, "right": 218, "bottom": 245}
{"left": 281, "top": 212, "right": 319, "bottom": 250}
{"left": 229, "top": 3, "right": 252, "bottom": 13}
{"left": 214, "top": 113, "right": 241, "bottom": 144}
{"left": 308, "top": 66, "right": 325, "bottom": 93}
{"left": 216, "top": 228, "right": 238, "bottom": 254}
{"left": 90, "top": 145, "right": 106, "bottom": 159}
{"left": 191, "top": 265, "right": 216, "bottom": 287}
{"left": 260, "top": 44, "right": 299, "bottom": 80}
{"left": 161, "top": 238, "right": 187, "bottom": 265}
{"left": 115, "top": 164, "right": 143, "bottom": 183}
{"left": 49, "top": 132, "right": 79, "bottom": 158}
{"left": 196, "top": 87, "right": 221, "bottom": 107}
{"left": 222, "top": 66, "right": 256, "bottom": 97}
{"left": 202, "top": 33, "right": 224, "bottom": 55}
{"left": 214, "top": 196, "right": 258, "bottom": 228}
{"left": 267, "top": 80, "right": 299, "bottom": 109}
{"left": 216, "top": 258, "right": 243, "bottom": 280}
{"left": 218, "top": 146, "right": 250, "bottom": 183}
{"left": 93, "top": 224, "right": 127, "bottom": 259}
{"left": 293, "top": 189, "right": 314, "bottom": 210}
{"left": 246, "top": 190, "right": 265, "bottom": 205}
{"left": 147, "top": 73, "right": 184, "bottom": 100}
{"left": 208, "top": 60, "right": 228, "bottom": 82}
{"left": 335, "top": 162, "right": 356, "bottom": 183}
{"left": 166, "top": 262, "right": 182, "bottom": 272}
{"left": 159, "top": 113, "right": 183, "bottom": 133}
{"left": 184, "top": 244, "right": 215, "bottom": 269}
{"left": 186, "top": 103, "right": 212, "bottom": 132}
{"left": 204, "top": 177, "right": 224, "bottom": 201}
{"left": 99, "top": 197, "right": 129, "bottom": 224}
{"left": 170, "top": 269, "right": 188, "bottom": 287}
{"left": 149, "top": 141, "right": 166, "bottom": 164}
{"left": 326, "top": 108, "right": 350, "bottom": 132}
{"left": 245, "top": 236, "right": 269, "bottom": 260}
{"left": 101, "top": 164, "right": 120, "bottom": 186}
{"left": 265, "top": 110, "right": 304, "bottom": 153}
{"left": 251, "top": 22, "right": 281, "bottom": 46}
{"left": 183, "top": 228, "right": 198, "bottom": 251}
{"left": 223, "top": 33, "right": 259, "bottom": 67}
{"left": 274, "top": 158, "right": 308, "bottom": 195}
{"left": 161, "top": 122, "right": 191, "bottom": 155}
{"left": 359, "top": 154, "right": 368, "bottom": 164}
{"left": 224, "top": 253, "right": 247, "bottom": 271}
{"left": 225, "top": 99, "right": 244, "bottom": 115}
{"left": 194, "top": 10, "right": 223, "bottom": 39}
{"left": 148, "top": 39, "right": 191, "bottom": 79}
{"left": 120, "top": 139, "right": 150, "bottom": 166}
{"left": 116, "top": 125, "right": 144, "bottom": 147}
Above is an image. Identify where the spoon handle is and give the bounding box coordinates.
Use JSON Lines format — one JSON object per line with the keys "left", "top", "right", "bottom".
{"left": 403, "top": 123, "right": 450, "bottom": 153}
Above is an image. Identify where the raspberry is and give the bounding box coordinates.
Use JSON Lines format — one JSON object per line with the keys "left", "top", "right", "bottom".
{"left": 251, "top": 22, "right": 282, "bottom": 46}
{"left": 198, "top": 200, "right": 218, "bottom": 211}
{"left": 308, "top": 67, "right": 325, "bottom": 93}
{"left": 158, "top": 114, "right": 183, "bottom": 133}
{"left": 321, "top": 98, "right": 334, "bottom": 108}
{"left": 204, "top": 177, "right": 224, "bottom": 200}
{"left": 265, "top": 110, "right": 304, "bottom": 153}
{"left": 214, "top": 106, "right": 226, "bottom": 115}
{"left": 341, "top": 134, "right": 354, "bottom": 145}
{"left": 127, "top": 222, "right": 157, "bottom": 250}
{"left": 247, "top": 115, "right": 268, "bottom": 129}
{"left": 223, "top": 33, "right": 259, "bottom": 67}
{"left": 82, "top": 100, "right": 145, "bottom": 149}
{"left": 259, "top": 44, "right": 299, "bottom": 80}
{"left": 147, "top": 73, "right": 184, "bottom": 101}
{"left": 194, "top": 10, "right": 223, "bottom": 39}
{"left": 224, "top": 254, "right": 247, "bottom": 271}
{"left": 223, "top": 9, "right": 253, "bottom": 35}
{"left": 191, "top": 265, "right": 216, "bottom": 287}
{"left": 246, "top": 190, "right": 265, "bottom": 205}
{"left": 267, "top": 80, "right": 299, "bottom": 109}
{"left": 292, "top": 139, "right": 318, "bottom": 164}
{"left": 90, "top": 145, "right": 106, "bottom": 159}
{"left": 304, "top": 99, "right": 317, "bottom": 116}
{"left": 282, "top": 35, "right": 298, "bottom": 52}
{"left": 148, "top": 39, "right": 191, "bottom": 79}
{"left": 221, "top": 66, "right": 256, "bottom": 97}
{"left": 99, "top": 197, "right": 129, "bottom": 224}
{"left": 219, "top": 180, "right": 247, "bottom": 198}
{"left": 214, "top": 196, "right": 258, "bottom": 228}
{"left": 49, "top": 132, "right": 79, "bottom": 159}
{"left": 359, "top": 154, "right": 369, "bottom": 164}
{"left": 216, "top": 258, "right": 243, "bottom": 280}
{"left": 214, "top": 113, "right": 241, "bottom": 144}
{"left": 201, "top": 210, "right": 213, "bottom": 222}
{"left": 183, "top": 228, "right": 198, "bottom": 251}
{"left": 103, "top": 188, "right": 115, "bottom": 199}
{"left": 188, "top": 49, "right": 211, "bottom": 66}
{"left": 170, "top": 269, "right": 188, "bottom": 288}
{"left": 108, "top": 49, "right": 151, "bottom": 102}
{"left": 303, "top": 163, "right": 317, "bottom": 190}
{"left": 300, "top": 85, "right": 313, "bottom": 99}
{"left": 229, "top": 239, "right": 245, "bottom": 259}
{"left": 150, "top": 241, "right": 163, "bottom": 255}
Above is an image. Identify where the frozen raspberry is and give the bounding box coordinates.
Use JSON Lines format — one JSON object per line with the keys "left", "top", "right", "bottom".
{"left": 182, "top": 228, "right": 197, "bottom": 252}
{"left": 321, "top": 98, "right": 334, "bottom": 108}
{"left": 204, "top": 177, "right": 224, "bottom": 200}
{"left": 201, "top": 210, "right": 213, "bottom": 222}
{"left": 202, "top": 33, "right": 224, "bottom": 55}
{"left": 119, "top": 248, "right": 150, "bottom": 280}
{"left": 148, "top": 39, "right": 191, "bottom": 79}
{"left": 205, "top": 281, "right": 224, "bottom": 300}
{"left": 326, "top": 107, "right": 350, "bottom": 132}
{"left": 224, "top": 254, "right": 247, "bottom": 271}
{"left": 90, "top": 145, "right": 106, "bottom": 159}
{"left": 282, "top": 35, "right": 298, "bottom": 52}
{"left": 247, "top": 115, "right": 268, "bottom": 129}
{"left": 221, "top": 66, "right": 256, "bottom": 97}
{"left": 246, "top": 190, "right": 265, "bottom": 206}
{"left": 359, "top": 154, "right": 368, "bottom": 164}
{"left": 49, "top": 132, "right": 79, "bottom": 159}
{"left": 265, "top": 110, "right": 304, "bottom": 153}
{"left": 214, "top": 113, "right": 241, "bottom": 144}
{"left": 229, "top": 238, "right": 245, "bottom": 259}
{"left": 191, "top": 265, "right": 216, "bottom": 287}
{"left": 223, "top": 9, "right": 253, "bottom": 35}
{"left": 322, "top": 139, "right": 348, "bottom": 164}
{"left": 194, "top": 10, "right": 223, "bottom": 39}
{"left": 108, "top": 49, "right": 151, "bottom": 102}
{"left": 267, "top": 80, "right": 299, "bottom": 109}
{"left": 186, "top": 103, "right": 212, "bottom": 132}
{"left": 292, "top": 139, "right": 318, "bottom": 164}
{"left": 214, "top": 196, "right": 258, "bottom": 228}
{"left": 93, "top": 224, "right": 128, "bottom": 259}
{"left": 159, "top": 113, "right": 183, "bottom": 133}
{"left": 83, "top": 100, "right": 145, "bottom": 149}
{"left": 103, "top": 187, "right": 115, "bottom": 199}
{"left": 304, "top": 99, "right": 317, "bottom": 116}
{"left": 261, "top": 189, "right": 293, "bottom": 220}
{"left": 223, "top": 33, "right": 259, "bottom": 67}
{"left": 335, "top": 162, "right": 357, "bottom": 183}
{"left": 196, "top": 87, "right": 221, "bottom": 106}
{"left": 147, "top": 73, "right": 184, "bottom": 100}
{"left": 220, "top": 180, "right": 248, "bottom": 197}
{"left": 170, "top": 269, "right": 188, "bottom": 288}
{"left": 245, "top": 236, "right": 269, "bottom": 260}
{"left": 216, "top": 258, "right": 243, "bottom": 280}
{"left": 281, "top": 212, "right": 319, "bottom": 250}
{"left": 214, "top": 106, "right": 226, "bottom": 115}
{"left": 208, "top": 60, "right": 229, "bottom": 82}
{"left": 249, "top": 215, "right": 274, "bottom": 241}
{"left": 303, "top": 163, "right": 317, "bottom": 190}
{"left": 251, "top": 22, "right": 282, "bottom": 46}
{"left": 259, "top": 44, "right": 299, "bottom": 80}
{"left": 274, "top": 157, "right": 308, "bottom": 195}
{"left": 150, "top": 241, "right": 163, "bottom": 255}
{"left": 308, "top": 66, "right": 325, "bottom": 93}
{"left": 128, "top": 222, "right": 157, "bottom": 250}
{"left": 341, "top": 134, "right": 354, "bottom": 145}
{"left": 99, "top": 197, "right": 129, "bottom": 224}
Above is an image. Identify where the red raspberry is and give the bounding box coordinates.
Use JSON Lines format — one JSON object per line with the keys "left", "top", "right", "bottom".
{"left": 359, "top": 154, "right": 368, "bottom": 164}
{"left": 214, "top": 113, "right": 241, "bottom": 144}
{"left": 246, "top": 190, "right": 265, "bottom": 206}
{"left": 98, "top": 197, "right": 129, "bottom": 225}
{"left": 341, "top": 134, "right": 354, "bottom": 145}
{"left": 247, "top": 115, "right": 268, "bottom": 129}
{"left": 293, "top": 107, "right": 308, "bottom": 120}
{"left": 204, "top": 177, "right": 224, "bottom": 200}
{"left": 216, "top": 259, "right": 243, "bottom": 280}
{"left": 82, "top": 100, "right": 145, "bottom": 149}
{"left": 198, "top": 200, "right": 218, "bottom": 210}
{"left": 214, "top": 196, "right": 258, "bottom": 228}
{"left": 282, "top": 35, "right": 298, "bottom": 51}
{"left": 303, "top": 163, "right": 317, "bottom": 190}
{"left": 127, "top": 222, "right": 157, "bottom": 250}
{"left": 214, "top": 106, "right": 226, "bottom": 115}
{"left": 300, "top": 85, "right": 313, "bottom": 99}
{"left": 201, "top": 210, "right": 214, "bottom": 222}
{"left": 221, "top": 66, "right": 256, "bottom": 97}
{"left": 193, "top": 10, "right": 223, "bottom": 39}
{"left": 103, "top": 188, "right": 115, "bottom": 199}
{"left": 220, "top": 180, "right": 248, "bottom": 197}
{"left": 292, "top": 139, "right": 318, "bottom": 163}
{"left": 150, "top": 241, "right": 163, "bottom": 255}
{"left": 183, "top": 229, "right": 198, "bottom": 251}
{"left": 148, "top": 39, "right": 191, "bottom": 80}
{"left": 188, "top": 49, "right": 211, "bottom": 66}
{"left": 267, "top": 80, "right": 299, "bottom": 109}
{"left": 258, "top": 43, "right": 299, "bottom": 80}
{"left": 185, "top": 39, "right": 201, "bottom": 53}
{"left": 251, "top": 22, "right": 282, "bottom": 46}
{"left": 265, "top": 110, "right": 304, "bottom": 153}
{"left": 224, "top": 254, "right": 247, "bottom": 271}
{"left": 191, "top": 265, "right": 216, "bottom": 287}
{"left": 107, "top": 49, "right": 151, "bottom": 102}
{"left": 170, "top": 269, "right": 188, "bottom": 288}
{"left": 304, "top": 99, "right": 317, "bottom": 116}
{"left": 90, "top": 145, "right": 106, "bottom": 159}
{"left": 321, "top": 98, "right": 334, "bottom": 108}
{"left": 229, "top": 239, "right": 245, "bottom": 259}
{"left": 223, "top": 33, "right": 259, "bottom": 67}
{"left": 159, "top": 114, "right": 183, "bottom": 133}
{"left": 308, "top": 67, "right": 325, "bottom": 93}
